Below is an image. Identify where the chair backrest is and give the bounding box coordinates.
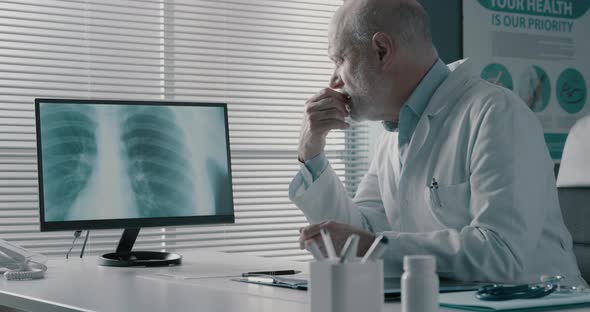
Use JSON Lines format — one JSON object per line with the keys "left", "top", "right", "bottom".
{"left": 557, "top": 114, "right": 590, "bottom": 284}
{"left": 557, "top": 188, "right": 590, "bottom": 283}
{"left": 557, "top": 115, "right": 590, "bottom": 188}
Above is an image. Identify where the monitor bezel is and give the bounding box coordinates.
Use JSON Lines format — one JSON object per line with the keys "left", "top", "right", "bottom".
{"left": 35, "top": 98, "right": 235, "bottom": 232}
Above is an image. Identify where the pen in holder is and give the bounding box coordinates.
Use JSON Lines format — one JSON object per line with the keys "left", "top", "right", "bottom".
{"left": 309, "top": 258, "right": 383, "bottom": 312}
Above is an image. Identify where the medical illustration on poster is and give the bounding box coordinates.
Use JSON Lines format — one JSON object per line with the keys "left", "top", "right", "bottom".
{"left": 463, "top": 0, "right": 590, "bottom": 160}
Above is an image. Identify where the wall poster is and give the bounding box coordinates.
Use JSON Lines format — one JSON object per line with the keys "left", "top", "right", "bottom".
{"left": 463, "top": 0, "right": 590, "bottom": 160}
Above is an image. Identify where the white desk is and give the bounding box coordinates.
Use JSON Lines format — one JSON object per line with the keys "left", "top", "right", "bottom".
{"left": 0, "top": 250, "right": 588, "bottom": 312}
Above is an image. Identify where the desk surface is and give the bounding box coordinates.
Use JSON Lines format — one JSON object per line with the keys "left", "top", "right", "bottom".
{"left": 0, "top": 250, "right": 588, "bottom": 312}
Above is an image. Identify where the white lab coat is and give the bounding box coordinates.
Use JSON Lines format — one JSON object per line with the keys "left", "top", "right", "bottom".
{"left": 289, "top": 59, "right": 585, "bottom": 285}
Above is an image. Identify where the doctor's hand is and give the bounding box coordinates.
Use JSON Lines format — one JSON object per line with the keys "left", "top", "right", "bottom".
{"left": 298, "top": 89, "right": 350, "bottom": 161}
{"left": 299, "top": 221, "right": 375, "bottom": 258}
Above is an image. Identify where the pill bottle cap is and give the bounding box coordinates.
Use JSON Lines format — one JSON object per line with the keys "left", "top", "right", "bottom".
{"left": 403, "top": 255, "right": 435, "bottom": 272}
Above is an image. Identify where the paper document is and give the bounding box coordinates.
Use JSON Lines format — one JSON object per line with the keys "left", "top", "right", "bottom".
{"left": 231, "top": 276, "right": 308, "bottom": 290}
{"left": 440, "top": 290, "right": 590, "bottom": 311}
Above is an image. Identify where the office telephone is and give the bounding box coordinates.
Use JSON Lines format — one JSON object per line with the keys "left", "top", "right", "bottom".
{"left": 0, "top": 240, "right": 47, "bottom": 280}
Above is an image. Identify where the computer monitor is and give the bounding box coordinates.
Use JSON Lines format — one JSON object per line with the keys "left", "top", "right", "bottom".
{"left": 35, "top": 99, "right": 234, "bottom": 267}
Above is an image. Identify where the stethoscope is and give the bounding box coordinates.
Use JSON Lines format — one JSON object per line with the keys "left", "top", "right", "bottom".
{"left": 475, "top": 276, "right": 587, "bottom": 301}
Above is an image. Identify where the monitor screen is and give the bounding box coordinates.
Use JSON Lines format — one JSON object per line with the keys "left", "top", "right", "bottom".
{"left": 35, "top": 99, "right": 234, "bottom": 231}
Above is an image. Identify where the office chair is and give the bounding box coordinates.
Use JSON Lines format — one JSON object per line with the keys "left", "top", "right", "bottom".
{"left": 556, "top": 114, "right": 590, "bottom": 284}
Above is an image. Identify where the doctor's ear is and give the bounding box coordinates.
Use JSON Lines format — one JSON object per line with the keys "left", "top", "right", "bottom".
{"left": 371, "top": 32, "right": 395, "bottom": 67}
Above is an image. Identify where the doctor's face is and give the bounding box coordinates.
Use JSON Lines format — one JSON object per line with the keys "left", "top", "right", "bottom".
{"left": 328, "top": 30, "right": 389, "bottom": 122}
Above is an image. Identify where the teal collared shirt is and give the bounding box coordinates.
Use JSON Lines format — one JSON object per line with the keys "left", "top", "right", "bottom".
{"left": 303, "top": 58, "right": 450, "bottom": 181}
{"left": 383, "top": 58, "right": 450, "bottom": 166}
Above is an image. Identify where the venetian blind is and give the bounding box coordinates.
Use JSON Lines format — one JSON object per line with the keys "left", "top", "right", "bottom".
{"left": 0, "top": 0, "right": 369, "bottom": 261}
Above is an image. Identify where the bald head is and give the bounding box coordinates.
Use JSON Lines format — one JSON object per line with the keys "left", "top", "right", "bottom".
{"left": 332, "top": 0, "right": 434, "bottom": 54}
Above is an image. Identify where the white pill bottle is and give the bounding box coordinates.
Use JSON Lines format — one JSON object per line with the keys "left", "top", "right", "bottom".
{"left": 401, "top": 255, "right": 439, "bottom": 312}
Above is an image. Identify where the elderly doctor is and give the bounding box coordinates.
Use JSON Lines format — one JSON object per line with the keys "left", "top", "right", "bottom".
{"left": 290, "top": 0, "right": 585, "bottom": 285}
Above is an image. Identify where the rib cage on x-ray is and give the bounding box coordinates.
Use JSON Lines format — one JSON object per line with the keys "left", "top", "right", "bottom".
{"left": 40, "top": 104, "right": 200, "bottom": 220}
{"left": 40, "top": 104, "right": 98, "bottom": 221}
{"left": 118, "top": 106, "right": 197, "bottom": 217}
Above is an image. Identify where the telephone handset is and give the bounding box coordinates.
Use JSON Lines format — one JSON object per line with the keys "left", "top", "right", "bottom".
{"left": 0, "top": 240, "right": 47, "bottom": 281}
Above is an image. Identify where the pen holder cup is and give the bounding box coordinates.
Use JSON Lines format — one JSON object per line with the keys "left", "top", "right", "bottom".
{"left": 309, "top": 259, "right": 383, "bottom": 312}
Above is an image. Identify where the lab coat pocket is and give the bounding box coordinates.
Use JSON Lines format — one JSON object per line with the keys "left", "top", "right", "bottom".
{"left": 425, "top": 181, "right": 471, "bottom": 229}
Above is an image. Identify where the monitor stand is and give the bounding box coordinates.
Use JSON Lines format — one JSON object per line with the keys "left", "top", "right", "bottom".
{"left": 98, "top": 228, "right": 182, "bottom": 267}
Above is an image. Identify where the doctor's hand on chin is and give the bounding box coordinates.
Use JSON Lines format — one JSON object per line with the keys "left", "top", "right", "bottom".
{"left": 299, "top": 221, "right": 375, "bottom": 258}
{"left": 298, "top": 88, "right": 350, "bottom": 161}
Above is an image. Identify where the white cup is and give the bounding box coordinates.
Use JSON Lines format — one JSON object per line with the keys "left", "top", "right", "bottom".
{"left": 309, "top": 258, "right": 383, "bottom": 312}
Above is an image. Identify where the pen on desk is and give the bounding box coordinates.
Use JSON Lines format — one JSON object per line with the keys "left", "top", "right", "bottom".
{"left": 241, "top": 270, "right": 301, "bottom": 277}
{"left": 339, "top": 234, "right": 359, "bottom": 263}
{"left": 306, "top": 240, "right": 325, "bottom": 261}
{"left": 361, "top": 235, "right": 389, "bottom": 264}
{"left": 320, "top": 228, "right": 338, "bottom": 261}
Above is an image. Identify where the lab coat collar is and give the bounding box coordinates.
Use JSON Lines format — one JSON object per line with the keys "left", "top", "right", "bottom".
{"left": 402, "top": 58, "right": 450, "bottom": 122}
{"left": 423, "top": 58, "right": 475, "bottom": 118}
{"left": 399, "top": 58, "right": 475, "bottom": 185}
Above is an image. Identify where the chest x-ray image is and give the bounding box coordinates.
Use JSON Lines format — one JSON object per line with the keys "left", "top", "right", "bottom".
{"left": 37, "top": 101, "right": 233, "bottom": 222}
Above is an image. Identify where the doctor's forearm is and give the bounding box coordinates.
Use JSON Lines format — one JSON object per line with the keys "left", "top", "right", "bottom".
{"left": 289, "top": 165, "right": 367, "bottom": 228}
{"left": 380, "top": 227, "right": 527, "bottom": 283}
{"left": 303, "top": 152, "right": 329, "bottom": 181}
